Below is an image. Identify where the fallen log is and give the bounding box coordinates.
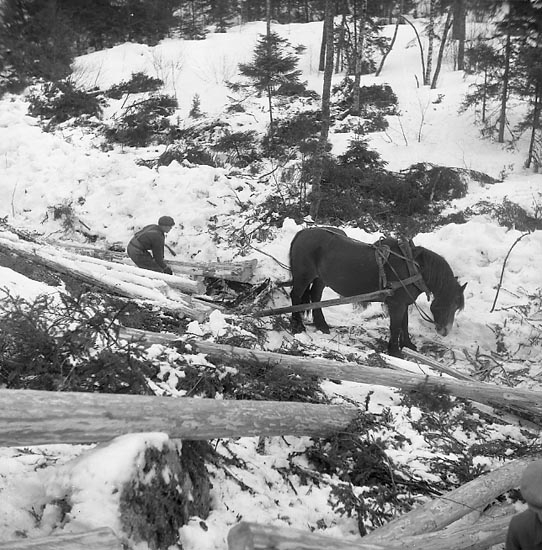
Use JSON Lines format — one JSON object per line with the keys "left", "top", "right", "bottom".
{"left": 0, "top": 528, "right": 122, "bottom": 549}
{"left": 255, "top": 289, "right": 393, "bottom": 317}
{"left": 0, "top": 389, "right": 358, "bottom": 446}
{"left": 362, "top": 455, "right": 539, "bottom": 542}
{"left": 227, "top": 512, "right": 512, "bottom": 550}
{"left": 49, "top": 246, "right": 205, "bottom": 295}
{"left": 0, "top": 234, "right": 213, "bottom": 321}
{"left": 400, "top": 348, "right": 541, "bottom": 430}
{"left": 118, "top": 329, "right": 542, "bottom": 422}
{"left": 47, "top": 241, "right": 258, "bottom": 283}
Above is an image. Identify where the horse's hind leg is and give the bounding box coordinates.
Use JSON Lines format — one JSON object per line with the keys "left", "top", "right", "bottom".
{"left": 290, "top": 276, "right": 313, "bottom": 333}
{"left": 310, "top": 278, "right": 330, "bottom": 333}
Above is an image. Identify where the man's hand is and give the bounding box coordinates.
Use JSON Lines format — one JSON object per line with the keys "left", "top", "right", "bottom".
{"left": 163, "top": 266, "right": 173, "bottom": 275}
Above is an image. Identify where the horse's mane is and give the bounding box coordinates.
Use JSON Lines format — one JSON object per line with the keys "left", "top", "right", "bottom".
{"left": 417, "top": 247, "right": 459, "bottom": 297}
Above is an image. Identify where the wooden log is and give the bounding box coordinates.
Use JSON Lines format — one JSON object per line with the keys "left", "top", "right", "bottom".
{"left": 362, "top": 455, "right": 539, "bottom": 542}
{"left": 0, "top": 528, "right": 123, "bottom": 549}
{"left": 400, "top": 349, "right": 541, "bottom": 430}
{"left": 0, "top": 389, "right": 358, "bottom": 446}
{"left": 116, "top": 329, "right": 542, "bottom": 421}
{"left": 227, "top": 512, "right": 512, "bottom": 550}
{"left": 50, "top": 247, "right": 206, "bottom": 295}
{"left": 191, "top": 339, "right": 542, "bottom": 420}
{"left": 255, "top": 290, "right": 393, "bottom": 317}
{"left": 166, "top": 257, "right": 257, "bottom": 283}
{"left": 401, "top": 348, "right": 475, "bottom": 382}
{"left": 0, "top": 235, "right": 213, "bottom": 321}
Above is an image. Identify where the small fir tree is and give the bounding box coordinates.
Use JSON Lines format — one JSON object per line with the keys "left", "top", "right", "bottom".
{"left": 237, "top": 31, "right": 303, "bottom": 130}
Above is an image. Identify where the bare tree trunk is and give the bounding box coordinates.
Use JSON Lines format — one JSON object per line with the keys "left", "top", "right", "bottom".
{"left": 376, "top": 0, "right": 404, "bottom": 77}
{"left": 402, "top": 15, "right": 426, "bottom": 86}
{"left": 425, "top": 0, "right": 435, "bottom": 85}
{"left": 431, "top": 7, "right": 454, "bottom": 89}
{"left": 526, "top": 82, "right": 541, "bottom": 170}
{"left": 352, "top": 0, "right": 368, "bottom": 114}
{"left": 309, "top": 0, "right": 334, "bottom": 220}
{"left": 319, "top": 12, "right": 327, "bottom": 71}
{"left": 0, "top": 528, "right": 123, "bottom": 550}
{"left": 453, "top": 0, "right": 466, "bottom": 70}
{"left": 498, "top": 29, "right": 511, "bottom": 143}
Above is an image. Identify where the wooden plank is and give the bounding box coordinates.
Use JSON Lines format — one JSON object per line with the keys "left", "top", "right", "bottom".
{"left": 255, "top": 289, "right": 393, "bottom": 317}
{"left": 0, "top": 389, "right": 358, "bottom": 446}
{"left": 0, "top": 528, "right": 123, "bottom": 549}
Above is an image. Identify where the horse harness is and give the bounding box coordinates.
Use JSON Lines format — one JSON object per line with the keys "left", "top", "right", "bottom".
{"left": 372, "top": 237, "right": 432, "bottom": 303}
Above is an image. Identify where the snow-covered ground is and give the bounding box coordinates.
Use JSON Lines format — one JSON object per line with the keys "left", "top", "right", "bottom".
{"left": 0, "top": 17, "right": 541, "bottom": 550}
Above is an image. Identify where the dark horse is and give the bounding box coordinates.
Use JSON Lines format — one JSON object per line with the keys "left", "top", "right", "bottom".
{"left": 289, "top": 227, "right": 466, "bottom": 356}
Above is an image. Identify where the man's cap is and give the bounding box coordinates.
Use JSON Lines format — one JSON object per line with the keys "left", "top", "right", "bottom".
{"left": 520, "top": 459, "right": 542, "bottom": 507}
{"left": 158, "top": 216, "right": 175, "bottom": 227}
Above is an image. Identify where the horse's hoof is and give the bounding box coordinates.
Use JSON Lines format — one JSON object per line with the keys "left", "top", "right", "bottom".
{"left": 316, "top": 326, "right": 330, "bottom": 334}
{"left": 388, "top": 347, "right": 403, "bottom": 358}
{"left": 404, "top": 341, "right": 417, "bottom": 351}
{"left": 291, "top": 323, "right": 306, "bottom": 334}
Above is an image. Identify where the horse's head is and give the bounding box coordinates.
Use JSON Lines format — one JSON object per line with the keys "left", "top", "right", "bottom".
{"left": 430, "top": 280, "right": 466, "bottom": 336}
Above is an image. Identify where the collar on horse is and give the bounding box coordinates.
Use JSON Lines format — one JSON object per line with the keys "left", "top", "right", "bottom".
{"left": 373, "top": 238, "right": 431, "bottom": 300}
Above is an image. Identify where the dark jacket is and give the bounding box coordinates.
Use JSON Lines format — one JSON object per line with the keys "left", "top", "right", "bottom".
{"left": 506, "top": 509, "right": 542, "bottom": 550}
{"left": 129, "top": 224, "right": 167, "bottom": 269}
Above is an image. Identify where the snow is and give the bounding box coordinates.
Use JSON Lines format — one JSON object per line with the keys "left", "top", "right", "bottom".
{"left": 1, "top": 16, "right": 541, "bottom": 550}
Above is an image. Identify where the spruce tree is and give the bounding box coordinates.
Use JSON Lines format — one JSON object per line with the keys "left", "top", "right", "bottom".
{"left": 238, "top": 31, "right": 302, "bottom": 129}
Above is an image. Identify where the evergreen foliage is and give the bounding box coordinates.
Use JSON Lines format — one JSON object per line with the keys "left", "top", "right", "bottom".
{"left": 105, "top": 72, "right": 164, "bottom": 100}
{"left": 104, "top": 94, "right": 177, "bottom": 147}
{"left": 27, "top": 80, "right": 105, "bottom": 126}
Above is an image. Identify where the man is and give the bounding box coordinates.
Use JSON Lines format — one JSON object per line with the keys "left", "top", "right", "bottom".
{"left": 127, "top": 216, "right": 175, "bottom": 275}
{"left": 506, "top": 459, "right": 542, "bottom": 550}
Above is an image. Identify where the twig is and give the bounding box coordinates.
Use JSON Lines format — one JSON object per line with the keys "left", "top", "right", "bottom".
{"left": 490, "top": 232, "right": 530, "bottom": 312}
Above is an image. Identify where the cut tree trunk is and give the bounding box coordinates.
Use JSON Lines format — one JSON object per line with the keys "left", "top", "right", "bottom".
{"left": 47, "top": 240, "right": 258, "bottom": 283}
{"left": 0, "top": 528, "right": 123, "bottom": 549}
{"left": 228, "top": 512, "right": 513, "bottom": 550}
{"left": 0, "top": 389, "right": 358, "bottom": 446}
{"left": 363, "top": 455, "right": 539, "bottom": 542}
{"left": 0, "top": 234, "right": 213, "bottom": 321}
{"left": 118, "top": 329, "right": 542, "bottom": 422}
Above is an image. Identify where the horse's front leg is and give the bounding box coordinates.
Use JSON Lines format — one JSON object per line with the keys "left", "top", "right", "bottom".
{"left": 386, "top": 300, "right": 407, "bottom": 357}
{"left": 310, "top": 278, "right": 330, "bottom": 334}
{"left": 399, "top": 307, "right": 417, "bottom": 351}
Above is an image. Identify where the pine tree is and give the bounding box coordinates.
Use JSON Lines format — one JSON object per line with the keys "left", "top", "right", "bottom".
{"left": 238, "top": 31, "right": 302, "bottom": 129}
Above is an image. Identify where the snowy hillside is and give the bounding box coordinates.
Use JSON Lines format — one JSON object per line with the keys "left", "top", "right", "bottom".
{"left": 0, "top": 17, "right": 541, "bottom": 550}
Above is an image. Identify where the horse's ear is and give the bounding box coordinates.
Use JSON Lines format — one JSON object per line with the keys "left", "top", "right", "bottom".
{"left": 461, "top": 282, "right": 467, "bottom": 292}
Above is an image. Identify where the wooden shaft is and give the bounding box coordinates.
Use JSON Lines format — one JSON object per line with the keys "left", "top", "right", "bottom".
{"left": 0, "top": 389, "right": 358, "bottom": 447}
{"left": 255, "top": 289, "right": 393, "bottom": 317}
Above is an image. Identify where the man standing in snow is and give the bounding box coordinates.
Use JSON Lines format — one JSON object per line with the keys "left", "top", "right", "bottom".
{"left": 506, "top": 459, "right": 542, "bottom": 550}
{"left": 127, "top": 216, "right": 175, "bottom": 275}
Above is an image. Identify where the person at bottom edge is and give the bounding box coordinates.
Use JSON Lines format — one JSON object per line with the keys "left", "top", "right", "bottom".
{"left": 506, "top": 459, "right": 542, "bottom": 550}
{"left": 127, "top": 216, "right": 175, "bottom": 275}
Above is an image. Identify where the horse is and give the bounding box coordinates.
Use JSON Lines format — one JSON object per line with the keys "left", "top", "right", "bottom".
{"left": 289, "top": 227, "right": 466, "bottom": 357}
